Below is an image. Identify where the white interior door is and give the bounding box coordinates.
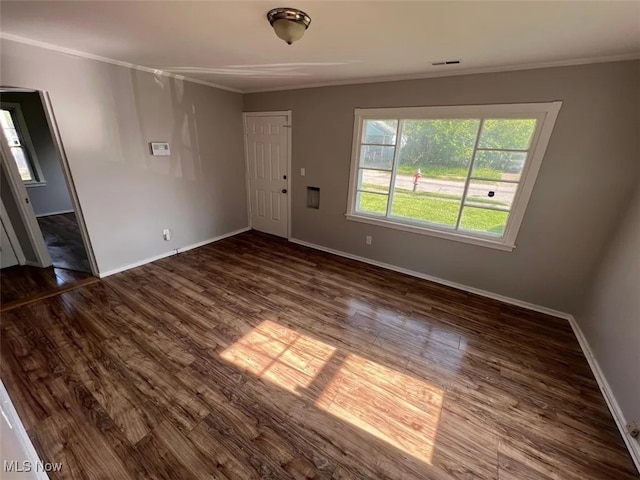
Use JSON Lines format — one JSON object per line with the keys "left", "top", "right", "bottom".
{"left": 244, "top": 114, "right": 289, "bottom": 238}
{"left": 0, "top": 120, "right": 51, "bottom": 268}
{"left": 0, "top": 219, "right": 19, "bottom": 268}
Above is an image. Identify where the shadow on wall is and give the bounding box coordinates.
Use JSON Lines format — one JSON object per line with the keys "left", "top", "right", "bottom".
{"left": 169, "top": 75, "right": 204, "bottom": 183}
{"left": 106, "top": 68, "right": 205, "bottom": 183}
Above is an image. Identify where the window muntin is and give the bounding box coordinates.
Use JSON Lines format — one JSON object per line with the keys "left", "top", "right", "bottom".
{"left": 0, "top": 107, "right": 42, "bottom": 184}
{"left": 353, "top": 117, "right": 536, "bottom": 234}
{"left": 347, "top": 103, "right": 561, "bottom": 249}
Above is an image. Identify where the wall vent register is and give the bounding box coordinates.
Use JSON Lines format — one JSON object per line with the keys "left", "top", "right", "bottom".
{"left": 307, "top": 186, "right": 320, "bottom": 209}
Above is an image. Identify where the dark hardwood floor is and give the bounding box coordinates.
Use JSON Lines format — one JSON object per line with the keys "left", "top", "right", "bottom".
{"left": 0, "top": 265, "right": 97, "bottom": 312}
{"left": 0, "top": 231, "right": 637, "bottom": 479}
{"left": 37, "top": 212, "right": 91, "bottom": 273}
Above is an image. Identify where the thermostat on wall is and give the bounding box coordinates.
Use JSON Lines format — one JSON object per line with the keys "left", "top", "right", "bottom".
{"left": 150, "top": 142, "right": 171, "bottom": 156}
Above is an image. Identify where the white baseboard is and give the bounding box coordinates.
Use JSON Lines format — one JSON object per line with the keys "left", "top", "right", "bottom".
{"left": 98, "top": 227, "right": 250, "bottom": 278}
{"left": 289, "top": 237, "right": 572, "bottom": 320}
{"left": 24, "top": 260, "right": 46, "bottom": 267}
{"left": 568, "top": 317, "right": 640, "bottom": 473}
{"left": 98, "top": 251, "right": 175, "bottom": 278}
{"left": 289, "top": 236, "right": 639, "bottom": 473}
{"left": 35, "top": 209, "right": 74, "bottom": 218}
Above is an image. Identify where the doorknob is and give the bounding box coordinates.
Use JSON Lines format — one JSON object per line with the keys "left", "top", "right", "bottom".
{"left": 282, "top": 189, "right": 288, "bottom": 194}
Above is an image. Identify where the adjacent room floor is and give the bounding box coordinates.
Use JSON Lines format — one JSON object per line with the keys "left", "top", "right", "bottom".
{"left": 0, "top": 231, "right": 636, "bottom": 479}
{"left": 37, "top": 212, "right": 91, "bottom": 273}
{"left": 0, "top": 265, "right": 96, "bottom": 313}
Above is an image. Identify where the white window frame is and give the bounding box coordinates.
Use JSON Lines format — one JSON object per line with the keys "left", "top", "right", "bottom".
{"left": 0, "top": 102, "right": 46, "bottom": 187}
{"left": 346, "top": 102, "right": 562, "bottom": 251}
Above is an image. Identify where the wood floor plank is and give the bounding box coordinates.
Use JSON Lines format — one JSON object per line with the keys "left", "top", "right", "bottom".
{"left": 0, "top": 230, "right": 637, "bottom": 479}
{"left": 37, "top": 212, "right": 91, "bottom": 273}
{"left": 149, "top": 420, "right": 230, "bottom": 480}
{"left": 30, "top": 377, "right": 136, "bottom": 480}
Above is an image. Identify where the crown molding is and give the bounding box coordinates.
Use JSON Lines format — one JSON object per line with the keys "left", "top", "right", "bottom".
{"left": 243, "top": 52, "right": 640, "bottom": 94}
{"left": 0, "top": 33, "right": 243, "bottom": 94}
{"left": 1, "top": 32, "right": 637, "bottom": 95}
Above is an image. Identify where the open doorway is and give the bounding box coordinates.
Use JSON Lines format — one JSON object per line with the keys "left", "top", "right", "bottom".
{"left": 0, "top": 88, "right": 98, "bottom": 310}
{"left": 1, "top": 93, "right": 91, "bottom": 272}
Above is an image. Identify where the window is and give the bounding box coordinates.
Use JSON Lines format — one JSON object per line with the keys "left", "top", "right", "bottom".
{"left": 0, "top": 103, "right": 45, "bottom": 185}
{"left": 346, "top": 102, "right": 561, "bottom": 250}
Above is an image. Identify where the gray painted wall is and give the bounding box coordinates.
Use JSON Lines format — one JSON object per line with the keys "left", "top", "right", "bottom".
{"left": 577, "top": 185, "right": 640, "bottom": 446}
{"left": 244, "top": 61, "right": 640, "bottom": 312}
{"left": 2, "top": 91, "right": 74, "bottom": 216}
{"left": 0, "top": 39, "right": 248, "bottom": 274}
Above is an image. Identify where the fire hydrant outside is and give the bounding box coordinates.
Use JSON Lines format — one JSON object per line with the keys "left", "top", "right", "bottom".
{"left": 413, "top": 169, "right": 422, "bottom": 192}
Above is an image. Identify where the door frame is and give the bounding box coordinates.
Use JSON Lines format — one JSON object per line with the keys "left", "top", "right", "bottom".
{"left": 0, "top": 88, "right": 99, "bottom": 276}
{"left": 242, "top": 110, "right": 292, "bottom": 239}
{"left": 39, "top": 90, "right": 99, "bottom": 276}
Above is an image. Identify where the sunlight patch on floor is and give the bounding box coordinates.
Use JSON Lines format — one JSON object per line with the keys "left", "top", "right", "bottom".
{"left": 220, "top": 320, "right": 444, "bottom": 465}
{"left": 315, "top": 353, "right": 443, "bottom": 465}
{"left": 220, "top": 320, "right": 335, "bottom": 394}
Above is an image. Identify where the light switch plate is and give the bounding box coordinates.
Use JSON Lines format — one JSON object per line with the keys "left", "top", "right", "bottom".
{"left": 150, "top": 142, "right": 170, "bottom": 156}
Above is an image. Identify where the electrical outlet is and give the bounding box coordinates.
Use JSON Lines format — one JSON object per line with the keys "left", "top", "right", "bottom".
{"left": 365, "top": 235, "right": 372, "bottom": 245}
{"left": 627, "top": 421, "right": 639, "bottom": 438}
{"left": 163, "top": 229, "right": 171, "bottom": 241}
{"left": 300, "top": 168, "right": 306, "bottom": 177}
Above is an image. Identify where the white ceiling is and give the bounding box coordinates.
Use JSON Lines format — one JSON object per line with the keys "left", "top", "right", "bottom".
{"left": 1, "top": 1, "right": 639, "bottom": 93}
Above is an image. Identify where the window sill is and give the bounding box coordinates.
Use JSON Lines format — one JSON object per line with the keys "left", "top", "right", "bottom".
{"left": 345, "top": 213, "right": 515, "bottom": 251}
{"left": 24, "top": 181, "right": 47, "bottom": 188}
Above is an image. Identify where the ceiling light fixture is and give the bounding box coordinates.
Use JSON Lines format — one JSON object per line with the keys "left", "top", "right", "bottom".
{"left": 267, "top": 7, "right": 311, "bottom": 45}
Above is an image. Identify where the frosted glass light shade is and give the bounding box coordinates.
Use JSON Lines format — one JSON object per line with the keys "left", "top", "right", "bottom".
{"left": 272, "top": 19, "right": 307, "bottom": 44}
